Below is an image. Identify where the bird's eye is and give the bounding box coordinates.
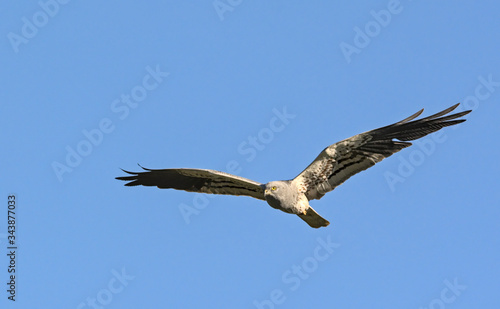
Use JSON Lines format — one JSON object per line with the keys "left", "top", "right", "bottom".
{"left": 271, "top": 186, "right": 277, "bottom": 191}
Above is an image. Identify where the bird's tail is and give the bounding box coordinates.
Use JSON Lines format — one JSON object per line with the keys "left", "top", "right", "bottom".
{"left": 298, "top": 206, "right": 330, "bottom": 228}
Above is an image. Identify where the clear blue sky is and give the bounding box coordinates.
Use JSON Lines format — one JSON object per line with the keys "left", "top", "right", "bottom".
{"left": 1, "top": 1, "right": 499, "bottom": 308}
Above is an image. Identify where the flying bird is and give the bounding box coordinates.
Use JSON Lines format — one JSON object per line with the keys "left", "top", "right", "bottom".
{"left": 116, "top": 104, "right": 471, "bottom": 228}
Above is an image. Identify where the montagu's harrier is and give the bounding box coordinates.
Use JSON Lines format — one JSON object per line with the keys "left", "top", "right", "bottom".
{"left": 117, "top": 104, "right": 471, "bottom": 228}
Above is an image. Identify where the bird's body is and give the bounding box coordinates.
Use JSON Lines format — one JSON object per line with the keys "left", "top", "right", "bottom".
{"left": 117, "top": 104, "right": 471, "bottom": 228}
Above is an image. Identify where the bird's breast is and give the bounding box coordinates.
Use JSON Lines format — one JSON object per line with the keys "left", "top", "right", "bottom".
{"left": 265, "top": 194, "right": 309, "bottom": 215}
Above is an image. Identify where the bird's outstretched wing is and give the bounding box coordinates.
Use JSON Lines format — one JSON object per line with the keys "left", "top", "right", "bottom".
{"left": 116, "top": 167, "right": 265, "bottom": 200}
{"left": 293, "top": 104, "right": 471, "bottom": 201}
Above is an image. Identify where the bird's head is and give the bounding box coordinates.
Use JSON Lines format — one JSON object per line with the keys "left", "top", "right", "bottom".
{"left": 264, "top": 181, "right": 295, "bottom": 212}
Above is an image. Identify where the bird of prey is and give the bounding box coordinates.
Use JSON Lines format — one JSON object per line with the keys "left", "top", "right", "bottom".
{"left": 116, "top": 104, "right": 471, "bottom": 228}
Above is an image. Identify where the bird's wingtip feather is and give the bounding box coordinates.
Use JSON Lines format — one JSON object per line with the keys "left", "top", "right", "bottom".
{"left": 137, "top": 163, "right": 152, "bottom": 171}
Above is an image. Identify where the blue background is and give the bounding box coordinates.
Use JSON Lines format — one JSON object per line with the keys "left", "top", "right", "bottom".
{"left": 1, "top": 1, "right": 499, "bottom": 308}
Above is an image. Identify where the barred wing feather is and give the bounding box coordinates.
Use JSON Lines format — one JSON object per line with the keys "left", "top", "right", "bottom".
{"left": 116, "top": 167, "right": 266, "bottom": 200}
{"left": 293, "top": 104, "right": 471, "bottom": 201}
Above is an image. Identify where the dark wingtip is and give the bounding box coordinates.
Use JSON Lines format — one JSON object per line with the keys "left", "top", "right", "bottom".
{"left": 397, "top": 108, "right": 424, "bottom": 124}
{"left": 118, "top": 168, "right": 136, "bottom": 175}
{"left": 123, "top": 180, "right": 141, "bottom": 186}
{"left": 450, "top": 102, "right": 460, "bottom": 110}
{"left": 447, "top": 103, "right": 472, "bottom": 120}
{"left": 461, "top": 108, "right": 473, "bottom": 116}
{"left": 116, "top": 167, "right": 141, "bottom": 185}
{"left": 451, "top": 103, "right": 472, "bottom": 116}
{"left": 137, "top": 163, "right": 152, "bottom": 171}
{"left": 116, "top": 164, "right": 152, "bottom": 181}
{"left": 452, "top": 102, "right": 472, "bottom": 115}
{"left": 116, "top": 174, "right": 137, "bottom": 180}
